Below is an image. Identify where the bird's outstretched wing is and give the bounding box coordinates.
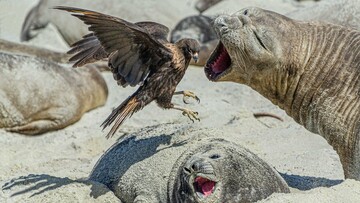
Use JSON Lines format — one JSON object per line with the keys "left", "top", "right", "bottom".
{"left": 55, "top": 6, "right": 173, "bottom": 87}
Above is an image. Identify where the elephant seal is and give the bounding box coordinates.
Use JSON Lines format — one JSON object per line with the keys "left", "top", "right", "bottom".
{"left": 89, "top": 124, "right": 289, "bottom": 202}
{"left": 171, "top": 15, "right": 218, "bottom": 66}
{"left": 205, "top": 7, "right": 360, "bottom": 180}
{"left": 0, "top": 52, "right": 108, "bottom": 135}
{"left": 0, "top": 39, "right": 69, "bottom": 63}
{"left": 0, "top": 39, "right": 109, "bottom": 71}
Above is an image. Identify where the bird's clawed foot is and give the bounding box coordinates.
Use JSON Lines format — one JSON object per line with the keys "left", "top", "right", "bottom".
{"left": 172, "top": 105, "right": 200, "bottom": 122}
{"left": 174, "top": 90, "right": 200, "bottom": 104}
{"left": 182, "top": 109, "right": 200, "bottom": 122}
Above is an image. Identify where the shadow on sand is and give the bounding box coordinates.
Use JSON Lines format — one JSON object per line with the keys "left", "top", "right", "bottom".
{"left": 1, "top": 174, "right": 109, "bottom": 198}
{"left": 2, "top": 124, "right": 190, "bottom": 199}
{"left": 280, "top": 173, "right": 343, "bottom": 190}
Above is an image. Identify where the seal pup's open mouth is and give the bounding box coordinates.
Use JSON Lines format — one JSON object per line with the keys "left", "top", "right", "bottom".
{"left": 193, "top": 176, "right": 216, "bottom": 198}
{"left": 204, "top": 41, "right": 231, "bottom": 81}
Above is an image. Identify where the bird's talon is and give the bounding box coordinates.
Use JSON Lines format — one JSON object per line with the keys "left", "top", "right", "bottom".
{"left": 178, "top": 91, "right": 200, "bottom": 104}
{"left": 181, "top": 109, "right": 200, "bottom": 123}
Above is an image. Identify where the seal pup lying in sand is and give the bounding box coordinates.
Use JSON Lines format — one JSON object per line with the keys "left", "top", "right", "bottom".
{"left": 205, "top": 7, "right": 360, "bottom": 180}
{"left": 89, "top": 125, "right": 289, "bottom": 202}
{"left": 0, "top": 52, "right": 108, "bottom": 135}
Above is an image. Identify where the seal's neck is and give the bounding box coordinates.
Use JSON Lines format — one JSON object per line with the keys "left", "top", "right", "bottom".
{"left": 251, "top": 23, "right": 360, "bottom": 178}
{"left": 283, "top": 23, "right": 360, "bottom": 134}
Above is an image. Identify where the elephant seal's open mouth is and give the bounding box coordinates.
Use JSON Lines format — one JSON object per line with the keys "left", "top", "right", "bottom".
{"left": 204, "top": 41, "right": 232, "bottom": 81}
{"left": 169, "top": 138, "right": 290, "bottom": 202}
{"left": 193, "top": 176, "right": 216, "bottom": 198}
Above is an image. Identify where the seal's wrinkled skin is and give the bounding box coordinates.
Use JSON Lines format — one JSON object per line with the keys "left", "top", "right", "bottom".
{"left": 205, "top": 7, "right": 360, "bottom": 180}
{"left": 0, "top": 52, "right": 108, "bottom": 135}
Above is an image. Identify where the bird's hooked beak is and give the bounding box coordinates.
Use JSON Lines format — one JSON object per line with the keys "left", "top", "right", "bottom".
{"left": 192, "top": 52, "right": 199, "bottom": 63}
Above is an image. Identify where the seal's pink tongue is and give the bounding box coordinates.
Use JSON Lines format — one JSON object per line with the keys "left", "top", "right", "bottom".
{"left": 202, "top": 181, "right": 215, "bottom": 196}
{"left": 195, "top": 177, "right": 215, "bottom": 197}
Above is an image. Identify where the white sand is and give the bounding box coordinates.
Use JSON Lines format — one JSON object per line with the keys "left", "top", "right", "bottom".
{"left": 1, "top": 0, "right": 360, "bottom": 202}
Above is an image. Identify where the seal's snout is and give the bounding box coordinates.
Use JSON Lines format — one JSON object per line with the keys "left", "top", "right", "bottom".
{"left": 182, "top": 160, "right": 217, "bottom": 199}
{"left": 214, "top": 17, "right": 229, "bottom": 35}
{"left": 214, "top": 16, "right": 241, "bottom": 35}
{"left": 183, "top": 160, "right": 199, "bottom": 174}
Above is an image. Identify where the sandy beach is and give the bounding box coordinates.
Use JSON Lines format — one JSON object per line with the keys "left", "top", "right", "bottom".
{"left": 1, "top": 0, "right": 360, "bottom": 202}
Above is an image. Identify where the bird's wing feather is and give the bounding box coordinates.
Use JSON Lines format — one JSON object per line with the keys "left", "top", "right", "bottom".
{"left": 134, "top": 21, "right": 170, "bottom": 42}
{"left": 55, "top": 6, "right": 173, "bottom": 87}
{"left": 67, "top": 33, "right": 108, "bottom": 67}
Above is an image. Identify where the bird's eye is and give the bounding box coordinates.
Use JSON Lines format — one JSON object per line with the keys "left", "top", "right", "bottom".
{"left": 244, "top": 9, "right": 248, "bottom": 15}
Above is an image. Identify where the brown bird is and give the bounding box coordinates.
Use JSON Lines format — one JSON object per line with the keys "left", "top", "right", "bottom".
{"left": 55, "top": 6, "right": 201, "bottom": 138}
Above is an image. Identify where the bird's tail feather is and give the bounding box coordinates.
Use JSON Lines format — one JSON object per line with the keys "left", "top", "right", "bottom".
{"left": 101, "top": 95, "right": 140, "bottom": 138}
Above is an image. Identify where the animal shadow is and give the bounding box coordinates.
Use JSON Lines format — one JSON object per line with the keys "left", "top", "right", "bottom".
{"left": 279, "top": 173, "right": 343, "bottom": 190}
{"left": 2, "top": 124, "right": 192, "bottom": 199}
{"left": 1, "top": 174, "right": 111, "bottom": 198}
{"left": 90, "top": 124, "right": 191, "bottom": 188}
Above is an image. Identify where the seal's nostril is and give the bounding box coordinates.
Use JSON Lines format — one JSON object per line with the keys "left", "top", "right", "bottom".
{"left": 183, "top": 167, "right": 191, "bottom": 174}
{"left": 215, "top": 18, "right": 227, "bottom": 28}
{"left": 219, "top": 22, "right": 227, "bottom": 28}
{"left": 191, "top": 162, "right": 200, "bottom": 171}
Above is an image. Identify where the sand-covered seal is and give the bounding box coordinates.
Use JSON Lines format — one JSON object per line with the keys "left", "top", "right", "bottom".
{"left": 170, "top": 15, "right": 218, "bottom": 66}
{"left": 0, "top": 52, "right": 108, "bottom": 135}
{"left": 0, "top": 39, "right": 69, "bottom": 63}
{"left": 89, "top": 124, "right": 289, "bottom": 202}
{"left": 205, "top": 7, "right": 360, "bottom": 180}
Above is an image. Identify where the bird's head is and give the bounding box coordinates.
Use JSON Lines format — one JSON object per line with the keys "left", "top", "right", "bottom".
{"left": 176, "top": 38, "right": 201, "bottom": 63}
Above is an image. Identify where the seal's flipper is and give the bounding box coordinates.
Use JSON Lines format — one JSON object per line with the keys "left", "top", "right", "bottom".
{"left": 6, "top": 120, "right": 61, "bottom": 135}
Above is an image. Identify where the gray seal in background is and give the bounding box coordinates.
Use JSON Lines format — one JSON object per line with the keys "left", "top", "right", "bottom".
{"left": 0, "top": 52, "right": 108, "bottom": 135}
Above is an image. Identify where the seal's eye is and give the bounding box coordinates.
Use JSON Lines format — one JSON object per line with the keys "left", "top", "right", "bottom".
{"left": 244, "top": 9, "right": 248, "bottom": 15}
{"left": 209, "top": 154, "right": 221, "bottom": 159}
